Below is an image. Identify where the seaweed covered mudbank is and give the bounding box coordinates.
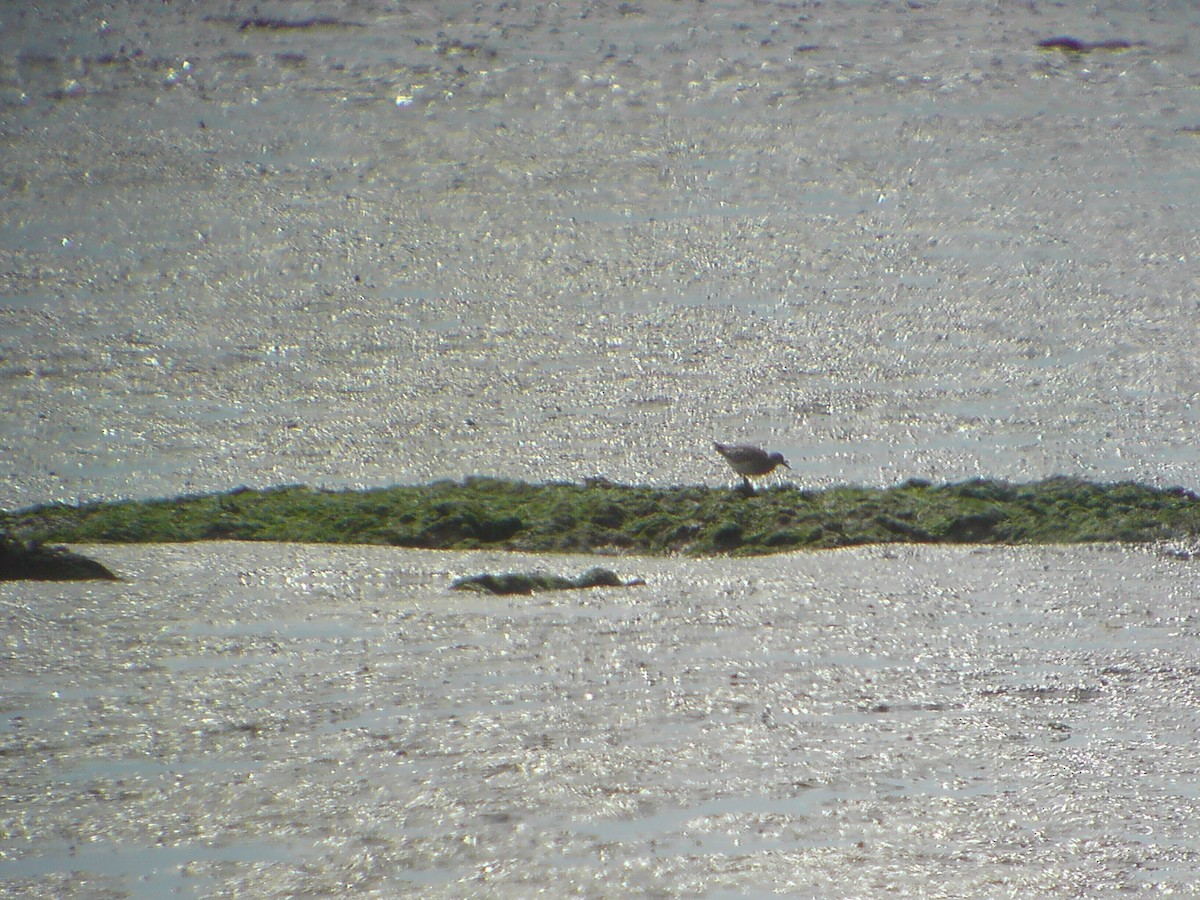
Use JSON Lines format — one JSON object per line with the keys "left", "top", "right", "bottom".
{"left": 3, "top": 477, "right": 1199, "bottom": 558}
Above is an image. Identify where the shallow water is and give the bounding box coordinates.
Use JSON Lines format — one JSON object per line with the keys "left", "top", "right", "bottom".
{"left": 4, "top": 3, "right": 1200, "bottom": 896}
{"left": 2, "top": 2, "right": 1200, "bottom": 507}
{"left": 3, "top": 541, "right": 1200, "bottom": 897}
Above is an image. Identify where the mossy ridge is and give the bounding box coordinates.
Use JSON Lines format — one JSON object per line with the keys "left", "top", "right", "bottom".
{"left": 2, "top": 476, "right": 1198, "bottom": 557}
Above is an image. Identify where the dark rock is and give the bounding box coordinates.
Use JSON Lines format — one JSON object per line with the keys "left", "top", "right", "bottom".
{"left": 450, "top": 567, "right": 640, "bottom": 595}
{"left": 0, "top": 536, "right": 118, "bottom": 581}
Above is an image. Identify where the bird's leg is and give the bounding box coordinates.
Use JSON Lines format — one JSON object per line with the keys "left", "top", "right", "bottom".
{"left": 741, "top": 475, "right": 755, "bottom": 496}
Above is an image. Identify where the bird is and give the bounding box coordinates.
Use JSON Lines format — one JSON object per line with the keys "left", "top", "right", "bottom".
{"left": 713, "top": 441, "right": 790, "bottom": 495}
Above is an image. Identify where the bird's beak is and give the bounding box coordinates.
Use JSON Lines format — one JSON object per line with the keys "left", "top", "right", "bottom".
{"left": 782, "top": 460, "right": 791, "bottom": 469}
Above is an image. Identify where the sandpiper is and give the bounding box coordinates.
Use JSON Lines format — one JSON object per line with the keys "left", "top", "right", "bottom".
{"left": 713, "top": 441, "right": 790, "bottom": 494}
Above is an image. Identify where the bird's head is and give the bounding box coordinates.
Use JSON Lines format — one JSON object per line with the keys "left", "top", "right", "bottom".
{"left": 770, "top": 452, "right": 790, "bottom": 470}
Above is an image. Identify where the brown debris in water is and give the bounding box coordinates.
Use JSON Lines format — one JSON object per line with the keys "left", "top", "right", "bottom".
{"left": 1036, "top": 36, "right": 1137, "bottom": 53}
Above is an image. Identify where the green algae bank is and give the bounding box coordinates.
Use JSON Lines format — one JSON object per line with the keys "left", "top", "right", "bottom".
{"left": 5, "top": 477, "right": 1200, "bottom": 558}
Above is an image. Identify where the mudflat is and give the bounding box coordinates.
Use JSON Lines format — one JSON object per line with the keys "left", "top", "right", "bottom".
{"left": 4, "top": 541, "right": 1200, "bottom": 896}
{"left": 4, "top": 1, "right": 1200, "bottom": 896}
{"left": 2, "top": 1, "right": 1198, "bottom": 505}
